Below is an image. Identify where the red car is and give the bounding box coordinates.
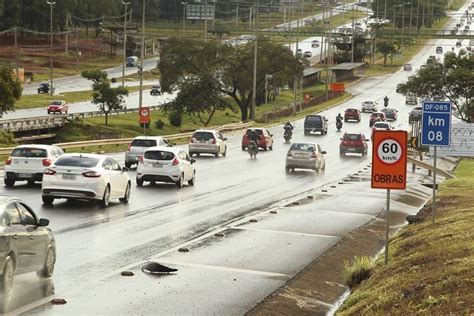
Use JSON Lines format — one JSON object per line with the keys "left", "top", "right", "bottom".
{"left": 369, "top": 111, "right": 386, "bottom": 127}
{"left": 47, "top": 100, "right": 68, "bottom": 114}
{"left": 339, "top": 133, "right": 368, "bottom": 156}
{"left": 241, "top": 128, "right": 274, "bottom": 151}
{"left": 344, "top": 108, "right": 361, "bottom": 122}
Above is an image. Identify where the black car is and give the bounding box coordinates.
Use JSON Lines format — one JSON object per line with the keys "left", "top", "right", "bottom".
{"left": 0, "top": 196, "right": 56, "bottom": 294}
{"left": 396, "top": 83, "right": 404, "bottom": 93}
{"left": 304, "top": 115, "right": 328, "bottom": 135}
{"left": 150, "top": 85, "right": 161, "bottom": 96}
{"left": 409, "top": 106, "right": 423, "bottom": 123}
{"left": 37, "top": 83, "right": 54, "bottom": 94}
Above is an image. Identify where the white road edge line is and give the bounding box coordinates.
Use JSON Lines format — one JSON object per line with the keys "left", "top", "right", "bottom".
{"left": 230, "top": 226, "right": 340, "bottom": 239}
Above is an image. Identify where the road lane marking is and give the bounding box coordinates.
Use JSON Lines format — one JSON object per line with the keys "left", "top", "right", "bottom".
{"left": 230, "top": 226, "right": 340, "bottom": 239}
{"left": 149, "top": 259, "right": 290, "bottom": 279}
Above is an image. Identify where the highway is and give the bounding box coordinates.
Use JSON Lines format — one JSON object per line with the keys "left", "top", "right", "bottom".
{"left": 0, "top": 1, "right": 471, "bottom": 313}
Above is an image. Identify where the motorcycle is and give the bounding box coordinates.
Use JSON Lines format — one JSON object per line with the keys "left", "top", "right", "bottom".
{"left": 336, "top": 119, "right": 343, "bottom": 132}
{"left": 248, "top": 141, "right": 258, "bottom": 159}
{"left": 284, "top": 129, "right": 293, "bottom": 143}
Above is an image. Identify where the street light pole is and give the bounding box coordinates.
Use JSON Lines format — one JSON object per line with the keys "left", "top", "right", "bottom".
{"left": 181, "top": 2, "right": 188, "bottom": 38}
{"left": 401, "top": 3, "right": 410, "bottom": 49}
{"left": 392, "top": 4, "right": 402, "bottom": 38}
{"left": 204, "top": 0, "right": 208, "bottom": 41}
{"left": 47, "top": 1, "right": 55, "bottom": 96}
{"left": 122, "top": 1, "right": 130, "bottom": 87}
{"left": 139, "top": 0, "right": 145, "bottom": 110}
{"left": 251, "top": 0, "right": 258, "bottom": 120}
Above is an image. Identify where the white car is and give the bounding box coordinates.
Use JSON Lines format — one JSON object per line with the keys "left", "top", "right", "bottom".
{"left": 303, "top": 51, "right": 312, "bottom": 58}
{"left": 372, "top": 121, "right": 393, "bottom": 131}
{"left": 125, "top": 136, "right": 172, "bottom": 168}
{"left": 311, "top": 40, "right": 320, "bottom": 48}
{"left": 361, "top": 100, "right": 377, "bottom": 112}
{"left": 41, "top": 154, "right": 131, "bottom": 207}
{"left": 4, "top": 145, "right": 64, "bottom": 187}
{"left": 189, "top": 130, "right": 227, "bottom": 158}
{"left": 136, "top": 147, "right": 196, "bottom": 188}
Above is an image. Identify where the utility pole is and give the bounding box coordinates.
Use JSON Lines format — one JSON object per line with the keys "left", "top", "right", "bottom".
{"left": 122, "top": 1, "right": 130, "bottom": 87}
{"left": 14, "top": 27, "right": 19, "bottom": 77}
{"left": 139, "top": 0, "right": 145, "bottom": 110}
{"left": 181, "top": 2, "right": 188, "bottom": 38}
{"left": 251, "top": 0, "right": 258, "bottom": 120}
{"left": 320, "top": 5, "right": 326, "bottom": 64}
{"left": 65, "top": 13, "right": 69, "bottom": 54}
{"left": 204, "top": 0, "right": 208, "bottom": 41}
{"left": 384, "top": 0, "right": 387, "bottom": 19}
{"left": 416, "top": 0, "right": 420, "bottom": 35}
{"left": 351, "top": 8, "right": 355, "bottom": 63}
{"left": 236, "top": 2, "right": 239, "bottom": 26}
{"left": 76, "top": 28, "right": 79, "bottom": 72}
{"left": 47, "top": 1, "right": 56, "bottom": 96}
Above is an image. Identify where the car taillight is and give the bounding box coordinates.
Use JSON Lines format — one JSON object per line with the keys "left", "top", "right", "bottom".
{"left": 287, "top": 151, "right": 292, "bottom": 157}
{"left": 44, "top": 169, "right": 56, "bottom": 175}
{"left": 138, "top": 156, "right": 144, "bottom": 164}
{"left": 172, "top": 158, "right": 179, "bottom": 166}
{"left": 82, "top": 171, "right": 101, "bottom": 178}
{"left": 127, "top": 142, "right": 131, "bottom": 152}
{"left": 190, "top": 138, "right": 194, "bottom": 143}
{"left": 5, "top": 158, "right": 12, "bottom": 165}
{"left": 260, "top": 135, "right": 265, "bottom": 140}
{"left": 211, "top": 139, "right": 216, "bottom": 144}
{"left": 311, "top": 151, "right": 317, "bottom": 158}
{"left": 42, "top": 159, "right": 52, "bottom": 167}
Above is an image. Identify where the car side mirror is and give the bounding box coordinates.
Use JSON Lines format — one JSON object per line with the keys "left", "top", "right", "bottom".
{"left": 122, "top": 167, "right": 129, "bottom": 172}
{"left": 223, "top": 138, "right": 228, "bottom": 141}
{"left": 322, "top": 151, "right": 327, "bottom": 154}
{"left": 38, "top": 218, "right": 49, "bottom": 227}
{"left": 340, "top": 138, "right": 343, "bottom": 140}
{"left": 270, "top": 134, "right": 273, "bottom": 137}
{"left": 190, "top": 159, "right": 196, "bottom": 164}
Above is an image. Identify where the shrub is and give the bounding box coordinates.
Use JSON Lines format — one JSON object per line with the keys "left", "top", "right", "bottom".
{"left": 155, "top": 119, "right": 164, "bottom": 129}
{"left": 343, "top": 256, "right": 374, "bottom": 288}
{"left": 169, "top": 111, "right": 182, "bottom": 127}
{"left": 0, "top": 132, "right": 16, "bottom": 145}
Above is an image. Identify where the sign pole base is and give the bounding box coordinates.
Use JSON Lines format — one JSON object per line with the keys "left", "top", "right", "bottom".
{"left": 432, "top": 146, "right": 437, "bottom": 225}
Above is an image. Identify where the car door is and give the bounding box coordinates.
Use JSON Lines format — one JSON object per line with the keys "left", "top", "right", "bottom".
{"left": 4, "top": 203, "right": 31, "bottom": 273}
{"left": 105, "top": 158, "right": 123, "bottom": 198}
{"left": 265, "top": 130, "right": 273, "bottom": 147}
{"left": 217, "top": 132, "right": 226, "bottom": 153}
{"left": 16, "top": 202, "right": 46, "bottom": 270}
{"left": 179, "top": 151, "right": 193, "bottom": 180}
{"left": 110, "top": 158, "right": 128, "bottom": 196}
{"left": 317, "top": 144, "right": 325, "bottom": 168}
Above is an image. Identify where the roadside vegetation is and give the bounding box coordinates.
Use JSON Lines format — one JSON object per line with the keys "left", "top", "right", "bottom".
{"left": 337, "top": 159, "right": 474, "bottom": 315}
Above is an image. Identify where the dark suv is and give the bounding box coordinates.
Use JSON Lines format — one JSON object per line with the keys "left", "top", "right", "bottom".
{"left": 304, "top": 115, "right": 328, "bottom": 135}
{"left": 339, "top": 133, "right": 368, "bottom": 156}
{"left": 150, "top": 85, "right": 161, "bottom": 96}
{"left": 38, "top": 83, "right": 54, "bottom": 94}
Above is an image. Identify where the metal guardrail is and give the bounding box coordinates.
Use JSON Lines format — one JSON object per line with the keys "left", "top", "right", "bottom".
{"left": 0, "top": 122, "right": 254, "bottom": 156}
{"left": 0, "top": 105, "right": 163, "bottom": 133}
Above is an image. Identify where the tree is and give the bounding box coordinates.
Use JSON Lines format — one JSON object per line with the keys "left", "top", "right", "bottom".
{"left": 81, "top": 69, "right": 128, "bottom": 125}
{"left": 164, "top": 75, "right": 233, "bottom": 126}
{"left": 159, "top": 38, "right": 305, "bottom": 121}
{"left": 376, "top": 41, "right": 397, "bottom": 65}
{"left": 0, "top": 63, "right": 22, "bottom": 117}
{"left": 400, "top": 51, "right": 474, "bottom": 122}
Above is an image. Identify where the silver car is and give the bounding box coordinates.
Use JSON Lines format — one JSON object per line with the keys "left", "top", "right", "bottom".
{"left": 361, "top": 100, "right": 377, "bottom": 112}
{"left": 188, "top": 130, "right": 227, "bottom": 158}
{"left": 0, "top": 196, "right": 55, "bottom": 295}
{"left": 285, "top": 142, "right": 326, "bottom": 173}
{"left": 125, "top": 136, "right": 171, "bottom": 168}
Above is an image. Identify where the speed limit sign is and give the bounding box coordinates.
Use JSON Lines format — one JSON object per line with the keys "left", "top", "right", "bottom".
{"left": 371, "top": 130, "right": 408, "bottom": 190}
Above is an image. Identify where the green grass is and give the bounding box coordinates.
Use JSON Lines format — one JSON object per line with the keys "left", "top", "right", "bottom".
{"left": 15, "top": 85, "right": 152, "bottom": 110}
{"left": 337, "top": 158, "right": 474, "bottom": 315}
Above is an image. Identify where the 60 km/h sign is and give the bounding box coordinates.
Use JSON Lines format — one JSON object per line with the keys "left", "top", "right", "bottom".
{"left": 371, "top": 130, "right": 408, "bottom": 190}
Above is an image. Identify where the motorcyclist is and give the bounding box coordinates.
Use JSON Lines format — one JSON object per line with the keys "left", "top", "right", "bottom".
{"left": 336, "top": 113, "right": 343, "bottom": 122}
{"left": 283, "top": 121, "right": 294, "bottom": 131}
{"left": 383, "top": 96, "right": 389, "bottom": 107}
{"left": 248, "top": 129, "right": 260, "bottom": 146}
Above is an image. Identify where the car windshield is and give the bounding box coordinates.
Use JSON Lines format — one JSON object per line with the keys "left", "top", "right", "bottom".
{"left": 290, "top": 143, "right": 316, "bottom": 152}
{"left": 130, "top": 139, "right": 158, "bottom": 147}
{"left": 305, "top": 116, "right": 322, "bottom": 122}
{"left": 364, "top": 101, "right": 374, "bottom": 104}
{"left": 50, "top": 101, "right": 63, "bottom": 105}
{"left": 375, "top": 123, "right": 390, "bottom": 128}
{"left": 152, "top": 85, "right": 160, "bottom": 89}
{"left": 343, "top": 134, "right": 361, "bottom": 141}
{"left": 346, "top": 109, "right": 357, "bottom": 113}
{"left": 144, "top": 150, "right": 175, "bottom": 161}
{"left": 11, "top": 147, "right": 47, "bottom": 158}
{"left": 55, "top": 156, "right": 100, "bottom": 167}
{"left": 246, "top": 129, "right": 263, "bottom": 135}
{"left": 193, "top": 132, "right": 215, "bottom": 141}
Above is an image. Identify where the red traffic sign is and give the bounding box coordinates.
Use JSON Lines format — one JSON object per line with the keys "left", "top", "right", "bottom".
{"left": 371, "top": 130, "right": 408, "bottom": 190}
{"left": 304, "top": 93, "right": 311, "bottom": 101}
{"left": 139, "top": 107, "right": 150, "bottom": 124}
{"left": 330, "top": 82, "right": 345, "bottom": 92}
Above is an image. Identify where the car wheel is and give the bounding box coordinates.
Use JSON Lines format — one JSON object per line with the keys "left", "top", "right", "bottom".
{"left": 285, "top": 166, "right": 290, "bottom": 173}
{"left": 125, "top": 162, "right": 132, "bottom": 168}
{"left": 0, "top": 256, "right": 14, "bottom": 294}
{"left": 42, "top": 196, "right": 54, "bottom": 205}
{"left": 222, "top": 147, "right": 227, "bottom": 157}
{"left": 47, "top": 110, "right": 51, "bottom": 114}
{"left": 37, "top": 248, "right": 55, "bottom": 278}
{"left": 119, "top": 182, "right": 131, "bottom": 203}
{"left": 304, "top": 130, "right": 308, "bottom": 135}
{"left": 189, "top": 171, "right": 196, "bottom": 186}
{"left": 27, "top": 180, "right": 35, "bottom": 185}
{"left": 340, "top": 149, "right": 345, "bottom": 156}
{"left": 189, "top": 152, "right": 194, "bottom": 157}
{"left": 263, "top": 146, "right": 268, "bottom": 151}
{"left": 4, "top": 178, "right": 15, "bottom": 187}
{"left": 241, "top": 145, "right": 246, "bottom": 151}
{"left": 100, "top": 185, "right": 111, "bottom": 208}
{"left": 215, "top": 151, "right": 219, "bottom": 158}
{"left": 321, "top": 161, "right": 326, "bottom": 172}
{"left": 176, "top": 174, "right": 184, "bottom": 189}
{"left": 269, "top": 145, "right": 273, "bottom": 150}
{"left": 136, "top": 178, "right": 143, "bottom": 186}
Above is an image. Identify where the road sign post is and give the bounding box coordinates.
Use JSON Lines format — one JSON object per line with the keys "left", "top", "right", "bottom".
{"left": 421, "top": 101, "right": 452, "bottom": 225}
{"left": 372, "top": 130, "right": 408, "bottom": 264}
{"left": 139, "top": 107, "right": 151, "bottom": 135}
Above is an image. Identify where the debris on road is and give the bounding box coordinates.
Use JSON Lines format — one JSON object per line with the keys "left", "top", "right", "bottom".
{"left": 121, "top": 271, "right": 135, "bottom": 277}
{"left": 142, "top": 262, "right": 178, "bottom": 274}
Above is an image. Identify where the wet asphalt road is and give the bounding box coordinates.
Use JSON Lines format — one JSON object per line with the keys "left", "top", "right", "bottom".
{"left": 1, "top": 3, "right": 470, "bottom": 313}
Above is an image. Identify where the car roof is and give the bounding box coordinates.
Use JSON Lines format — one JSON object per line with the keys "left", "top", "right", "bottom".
{"left": 247, "top": 127, "right": 266, "bottom": 131}
{"left": 194, "top": 129, "right": 218, "bottom": 133}
{"left": 291, "top": 142, "right": 318, "bottom": 147}
{"left": 14, "top": 144, "right": 57, "bottom": 150}
{"left": 59, "top": 153, "right": 107, "bottom": 160}
{"left": 132, "top": 136, "right": 164, "bottom": 141}
{"left": 373, "top": 122, "right": 390, "bottom": 127}
{"left": 144, "top": 146, "right": 182, "bottom": 153}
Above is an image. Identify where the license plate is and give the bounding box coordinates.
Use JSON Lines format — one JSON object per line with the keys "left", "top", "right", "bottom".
{"left": 347, "top": 148, "right": 355, "bottom": 151}
{"left": 199, "top": 140, "right": 207, "bottom": 143}
{"left": 153, "top": 163, "right": 163, "bottom": 168}
{"left": 19, "top": 173, "right": 32, "bottom": 178}
{"left": 62, "top": 174, "right": 76, "bottom": 180}
{"left": 295, "top": 153, "right": 307, "bottom": 158}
